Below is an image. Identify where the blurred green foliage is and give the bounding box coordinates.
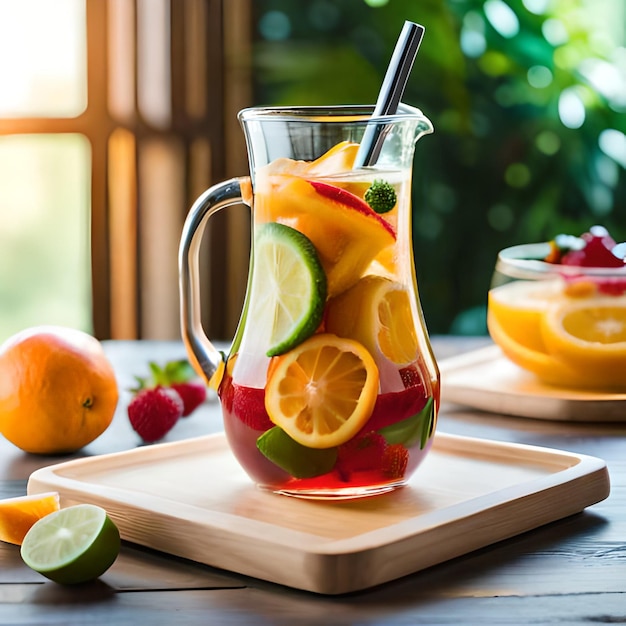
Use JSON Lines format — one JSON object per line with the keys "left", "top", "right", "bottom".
{"left": 251, "top": 0, "right": 625, "bottom": 334}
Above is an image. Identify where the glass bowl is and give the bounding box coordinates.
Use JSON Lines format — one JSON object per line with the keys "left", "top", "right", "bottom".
{"left": 487, "top": 242, "right": 626, "bottom": 390}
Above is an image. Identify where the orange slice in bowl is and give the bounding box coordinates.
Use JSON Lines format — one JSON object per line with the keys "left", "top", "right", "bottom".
{"left": 487, "top": 313, "right": 588, "bottom": 388}
{"left": 541, "top": 298, "right": 626, "bottom": 388}
{"left": 254, "top": 174, "right": 395, "bottom": 296}
{"left": 264, "top": 334, "right": 379, "bottom": 449}
{"left": 487, "top": 279, "right": 561, "bottom": 353}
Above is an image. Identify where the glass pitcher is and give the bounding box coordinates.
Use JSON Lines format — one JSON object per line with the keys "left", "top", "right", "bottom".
{"left": 179, "top": 103, "right": 439, "bottom": 499}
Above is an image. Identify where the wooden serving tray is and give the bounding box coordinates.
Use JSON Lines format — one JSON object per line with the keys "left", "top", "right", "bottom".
{"left": 27, "top": 432, "right": 609, "bottom": 595}
{"left": 440, "top": 345, "right": 626, "bottom": 421}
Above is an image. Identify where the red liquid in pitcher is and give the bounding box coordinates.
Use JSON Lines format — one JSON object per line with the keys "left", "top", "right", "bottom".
{"left": 220, "top": 369, "right": 439, "bottom": 494}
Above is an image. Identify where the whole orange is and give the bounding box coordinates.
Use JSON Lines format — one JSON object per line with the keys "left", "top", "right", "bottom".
{"left": 0, "top": 326, "right": 119, "bottom": 454}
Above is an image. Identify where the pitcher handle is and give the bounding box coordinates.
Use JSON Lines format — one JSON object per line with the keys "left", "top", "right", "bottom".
{"left": 179, "top": 177, "right": 247, "bottom": 388}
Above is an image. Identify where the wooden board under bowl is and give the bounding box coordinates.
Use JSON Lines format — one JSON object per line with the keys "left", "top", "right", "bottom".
{"left": 439, "top": 345, "right": 626, "bottom": 421}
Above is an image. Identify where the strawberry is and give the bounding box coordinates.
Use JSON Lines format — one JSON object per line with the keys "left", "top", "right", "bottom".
{"left": 381, "top": 444, "right": 409, "bottom": 479}
{"left": 336, "top": 433, "right": 386, "bottom": 480}
{"left": 128, "top": 386, "right": 183, "bottom": 443}
{"left": 399, "top": 365, "right": 424, "bottom": 390}
{"left": 170, "top": 381, "right": 206, "bottom": 416}
{"left": 359, "top": 385, "right": 428, "bottom": 433}
{"left": 146, "top": 360, "right": 207, "bottom": 417}
{"left": 232, "top": 385, "right": 273, "bottom": 431}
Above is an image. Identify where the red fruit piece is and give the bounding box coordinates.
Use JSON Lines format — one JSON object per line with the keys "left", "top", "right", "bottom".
{"left": 128, "top": 387, "right": 183, "bottom": 443}
{"left": 336, "top": 433, "right": 386, "bottom": 479}
{"left": 308, "top": 180, "right": 396, "bottom": 239}
{"left": 223, "top": 380, "right": 273, "bottom": 431}
{"left": 360, "top": 385, "right": 428, "bottom": 433}
{"left": 581, "top": 226, "right": 616, "bottom": 247}
{"left": 562, "top": 234, "right": 624, "bottom": 268}
{"left": 144, "top": 359, "right": 207, "bottom": 417}
{"left": 381, "top": 444, "right": 409, "bottom": 479}
{"left": 598, "top": 278, "right": 626, "bottom": 296}
{"left": 171, "top": 381, "right": 207, "bottom": 417}
{"left": 399, "top": 365, "right": 425, "bottom": 389}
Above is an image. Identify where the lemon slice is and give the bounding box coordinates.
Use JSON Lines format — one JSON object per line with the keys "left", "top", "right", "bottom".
{"left": 20, "top": 504, "right": 120, "bottom": 585}
{"left": 0, "top": 492, "right": 60, "bottom": 545}
{"left": 541, "top": 298, "right": 626, "bottom": 388}
{"left": 326, "top": 275, "right": 418, "bottom": 366}
{"left": 265, "top": 333, "right": 379, "bottom": 449}
{"left": 248, "top": 222, "right": 327, "bottom": 357}
{"left": 487, "top": 280, "right": 561, "bottom": 352}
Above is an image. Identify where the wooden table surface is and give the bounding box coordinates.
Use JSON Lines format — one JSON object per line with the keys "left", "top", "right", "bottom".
{"left": 1, "top": 337, "right": 624, "bottom": 625}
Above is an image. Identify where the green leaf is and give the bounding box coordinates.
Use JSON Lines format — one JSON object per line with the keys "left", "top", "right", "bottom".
{"left": 162, "top": 359, "right": 196, "bottom": 383}
{"left": 148, "top": 362, "right": 167, "bottom": 386}
{"left": 377, "top": 397, "right": 434, "bottom": 449}
{"left": 256, "top": 427, "right": 338, "bottom": 479}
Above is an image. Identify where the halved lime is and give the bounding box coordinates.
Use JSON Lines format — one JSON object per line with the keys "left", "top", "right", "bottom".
{"left": 250, "top": 222, "right": 327, "bottom": 356}
{"left": 20, "top": 504, "right": 120, "bottom": 585}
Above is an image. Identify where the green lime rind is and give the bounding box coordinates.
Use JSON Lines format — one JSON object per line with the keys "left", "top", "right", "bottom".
{"left": 377, "top": 397, "right": 435, "bottom": 449}
{"left": 251, "top": 222, "right": 327, "bottom": 357}
{"left": 20, "top": 504, "right": 121, "bottom": 585}
{"left": 257, "top": 426, "right": 338, "bottom": 478}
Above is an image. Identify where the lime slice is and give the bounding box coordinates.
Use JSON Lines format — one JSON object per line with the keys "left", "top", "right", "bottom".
{"left": 250, "top": 222, "right": 327, "bottom": 357}
{"left": 20, "top": 504, "right": 120, "bottom": 585}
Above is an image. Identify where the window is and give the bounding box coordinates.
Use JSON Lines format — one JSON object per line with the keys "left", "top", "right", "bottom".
{"left": 0, "top": 0, "right": 253, "bottom": 341}
{"left": 0, "top": 0, "right": 90, "bottom": 339}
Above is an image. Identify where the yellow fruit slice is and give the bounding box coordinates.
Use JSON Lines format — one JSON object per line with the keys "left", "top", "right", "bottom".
{"left": 541, "top": 299, "right": 626, "bottom": 388}
{"left": 264, "top": 334, "right": 379, "bottom": 449}
{"left": 254, "top": 174, "right": 395, "bottom": 296}
{"left": 487, "top": 280, "right": 561, "bottom": 353}
{"left": 303, "top": 141, "right": 360, "bottom": 176}
{"left": 0, "top": 492, "right": 60, "bottom": 545}
{"left": 326, "top": 275, "right": 418, "bottom": 366}
{"left": 488, "top": 313, "right": 588, "bottom": 387}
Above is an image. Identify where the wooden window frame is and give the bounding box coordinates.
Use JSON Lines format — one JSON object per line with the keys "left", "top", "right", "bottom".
{"left": 0, "top": 0, "right": 252, "bottom": 340}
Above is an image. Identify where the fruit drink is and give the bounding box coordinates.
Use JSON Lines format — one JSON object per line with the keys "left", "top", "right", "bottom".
{"left": 218, "top": 141, "right": 440, "bottom": 498}
{"left": 488, "top": 225, "right": 626, "bottom": 390}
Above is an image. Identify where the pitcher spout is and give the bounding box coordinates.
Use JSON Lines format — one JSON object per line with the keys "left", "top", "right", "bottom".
{"left": 395, "top": 102, "right": 434, "bottom": 143}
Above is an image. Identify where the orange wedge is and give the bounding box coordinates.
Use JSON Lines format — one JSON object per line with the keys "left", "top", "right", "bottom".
{"left": 303, "top": 141, "right": 360, "bottom": 176}
{"left": 0, "top": 492, "right": 60, "bottom": 545}
{"left": 264, "top": 334, "right": 379, "bottom": 449}
{"left": 487, "top": 313, "right": 588, "bottom": 387}
{"left": 254, "top": 174, "right": 395, "bottom": 296}
{"left": 487, "top": 280, "right": 561, "bottom": 353}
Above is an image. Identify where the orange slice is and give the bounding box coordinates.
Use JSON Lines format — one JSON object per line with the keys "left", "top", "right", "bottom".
{"left": 0, "top": 492, "right": 60, "bottom": 545}
{"left": 326, "top": 275, "right": 418, "bottom": 366}
{"left": 541, "top": 298, "right": 626, "bottom": 388}
{"left": 264, "top": 334, "right": 379, "bottom": 449}
{"left": 487, "top": 313, "right": 588, "bottom": 387}
{"left": 487, "top": 280, "right": 561, "bottom": 353}
{"left": 254, "top": 174, "right": 395, "bottom": 296}
{"left": 303, "top": 141, "right": 360, "bottom": 176}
